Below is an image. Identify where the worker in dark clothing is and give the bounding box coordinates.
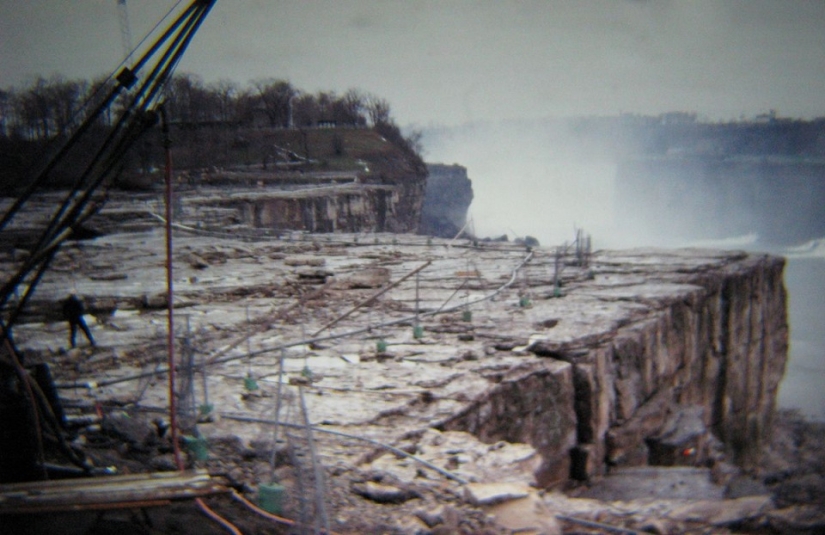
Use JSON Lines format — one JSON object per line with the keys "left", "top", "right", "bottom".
{"left": 62, "top": 293, "right": 95, "bottom": 348}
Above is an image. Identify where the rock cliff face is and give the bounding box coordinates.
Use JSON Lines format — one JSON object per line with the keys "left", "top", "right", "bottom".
{"left": 192, "top": 183, "right": 410, "bottom": 234}
{"left": 4, "top": 218, "right": 799, "bottom": 530}
{"left": 419, "top": 163, "right": 474, "bottom": 238}
{"left": 231, "top": 130, "right": 428, "bottom": 234}
{"left": 248, "top": 187, "right": 400, "bottom": 233}
{"left": 441, "top": 251, "right": 788, "bottom": 484}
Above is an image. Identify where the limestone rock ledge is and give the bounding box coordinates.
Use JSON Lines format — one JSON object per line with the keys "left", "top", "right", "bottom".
{"left": 8, "top": 232, "right": 790, "bottom": 511}
{"left": 419, "top": 163, "right": 474, "bottom": 238}
{"left": 441, "top": 250, "right": 788, "bottom": 484}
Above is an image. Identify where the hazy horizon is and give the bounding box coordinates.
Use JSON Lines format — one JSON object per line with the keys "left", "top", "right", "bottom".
{"left": 2, "top": 1, "right": 825, "bottom": 127}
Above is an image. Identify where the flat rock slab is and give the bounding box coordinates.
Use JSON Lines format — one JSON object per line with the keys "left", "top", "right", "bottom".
{"left": 668, "top": 495, "right": 774, "bottom": 526}
{"left": 577, "top": 466, "right": 725, "bottom": 501}
{"left": 485, "top": 490, "right": 561, "bottom": 535}
{"left": 464, "top": 482, "right": 531, "bottom": 506}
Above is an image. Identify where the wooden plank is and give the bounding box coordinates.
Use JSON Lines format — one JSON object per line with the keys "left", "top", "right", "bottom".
{"left": 0, "top": 470, "right": 228, "bottom": 514}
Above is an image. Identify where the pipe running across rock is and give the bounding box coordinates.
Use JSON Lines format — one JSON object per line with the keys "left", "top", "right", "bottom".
{"left": 55, "top": 250, "right": 534, "bottom": 391}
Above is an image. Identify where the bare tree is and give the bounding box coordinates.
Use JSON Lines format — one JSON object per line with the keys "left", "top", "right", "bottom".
{"left": 10, "top": 76, "right": 86, "bottom": 140}
{"left": 0, "top": 89, "right": 12, "bottom": 137}
{"left": 365, "top": 94, "right": 391, "bottom": 126}
{"left": 48, "top": 76, "right": 87, "bottom": 136}
{"left": 252, "top": 78, "right": 295, "bottom": 128}
{"left": 212, "top": 78, "right": 238, "bottom": 123}
{"left": 291, "top": 93, "right": 318, "bottom": 128}
{"left": 166, "top": 73, "right": 218, "bottom": 123}
{"left": 337, "top": 89, "right": 367, "bottom": 127}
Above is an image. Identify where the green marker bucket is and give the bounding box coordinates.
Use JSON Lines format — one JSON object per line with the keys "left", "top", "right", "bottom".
{"left": 199, "top": 403, "right": 214, "bottom": 416}
{"left": 376, "top": 339, "right": 388, "bottom": 353}
{"left": 413, "top": 325, "right": 424, "bottom": 339}
{"left": 183, "top": 435, "right": 209, "bottom": 461}
{"left": 462, "top": 310, "right": 473, "bottom": 322}
{"left": 519, "top": 296, "right": 531, "bottom": 307}
{"left": 244, "top": 376, "right": 259, "bottom": 391}
{"left": 258, "top": 483, "right": 285, "bottom": 514}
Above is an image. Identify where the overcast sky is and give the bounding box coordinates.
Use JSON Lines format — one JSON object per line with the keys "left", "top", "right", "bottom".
{"left": 1, "top": 0, "right": 825, "bottom": 126}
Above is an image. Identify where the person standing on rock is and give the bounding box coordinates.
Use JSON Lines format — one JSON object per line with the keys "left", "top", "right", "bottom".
{"left": 62, "top": 292, "right": 95, "bottom": 348}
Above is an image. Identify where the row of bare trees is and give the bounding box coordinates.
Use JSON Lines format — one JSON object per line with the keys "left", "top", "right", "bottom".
{"left": 0, "top": 74, "right": 397, "bottom": 141}
{"left": 0, "top": 76, "right": 91, "bottom": 141}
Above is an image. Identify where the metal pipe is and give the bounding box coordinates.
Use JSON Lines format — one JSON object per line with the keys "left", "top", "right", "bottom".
{"left": 556, "top": 514, "right": 645, "bottom": 535}
{"left": 222, "top": 413, "right": 468, "bottom": 485}
{"left": 195, "top": 497, "right": 242, "bottom": 535}
{"left": 269, "top": 348, "right": 286, "bottom": 481}
{"left": 161, "top": 105, "right": 183, "bottom": 471}
{"left": 298, "top": 385, "right": 329, "bottom": 534}
{"left": 310, "top": 260, "right": 431, "bottom": 337}
{"left": 230, "top": 489, "right": 343, "bottom": 535}
{"left": 56, "top": 251, "right": 532, "bottom": 390}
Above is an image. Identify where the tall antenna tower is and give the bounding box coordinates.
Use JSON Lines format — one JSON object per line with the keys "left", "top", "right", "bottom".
{"left": 117, "top": 0, "right": 133, "bottom": 60}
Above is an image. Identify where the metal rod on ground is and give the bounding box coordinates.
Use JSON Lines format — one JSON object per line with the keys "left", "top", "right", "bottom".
{"left": 134, "top": 358, "right": 164, "bottom": 408}
{"left": 281, "top": 399, "right": 310, "bottom": 534}
{"left": 554, "top": 246, "right": 561, "bottom": 290}
{"left": 298, "top": 385, "right": 329, "bottom": 535}
{"left": 113, "top": 222, "right": 330, "bottom": 368}
{"left": 434, "top": 279, "right": 467, "bottom": 314}
{"left": 284, "top": 424, "right": 309, "bottom": 534}
{"left": 188, "top": 317, "right": 198, "bottom": 429}
{"left": 523, "top": 253, "right": 532, "bottom": 302}
{"left": 56, "top": 252, "right": 532, "bottom": 390}
{"left": 183, "top": 314, "right": 196, "bottom": 430}
{"left": 245, "top": 305, "right": 252, "bottom": 378}
{"left": 448, "top": 218, "right": 471, "bottom": 245}
{"left": 201, "top": 283, "right": 329, "bottom": 366}
{"left": 464, "top": 258, "right": 471, "bottom": 314}
{"left": 575, "top": 228, "right": 581, "bottom": 265}
{"left": 222, "top": 413, "right": 468, "bottom": 484}
{"left": 415, "top": 271, "right": 420, "bottom": 322}
{"left": 162, "top": 106, "right": 183, "bottom": 471}
{"left": 269, "top": 348, "right": 286, "bottom": 482}
{"left": 556, "top": 514, "right": 644, "bottom": 535}
{"left": 200, "top": 342, "right": 210, "bottom": 415}
{"left": 310, "top": 260, "right": 431, "bottom": 337}
{"left": 300, "top": 322, "right": 309, "bottom": 374}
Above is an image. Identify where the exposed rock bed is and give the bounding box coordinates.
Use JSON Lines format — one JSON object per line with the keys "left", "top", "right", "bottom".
{"left": 3, "top": 193, "right": 821, "bottom": 533}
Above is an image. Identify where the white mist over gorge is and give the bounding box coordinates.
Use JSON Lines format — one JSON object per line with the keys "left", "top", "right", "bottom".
{"left": 421, "top": 116, "right": 825, "bottom": 421}
{"left": 422, "top": 121, "right": 619, "bottom": 246}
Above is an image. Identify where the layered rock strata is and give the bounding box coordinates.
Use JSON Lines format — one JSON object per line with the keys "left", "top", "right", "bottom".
{"left": 8, "top": 224, "right": 789, "bottom": 492}
{"left": 530, "top": 252, "right": 788, "bottom": 479}
{"left": 419, "top": 163, "right": 474, "bottom": 238}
